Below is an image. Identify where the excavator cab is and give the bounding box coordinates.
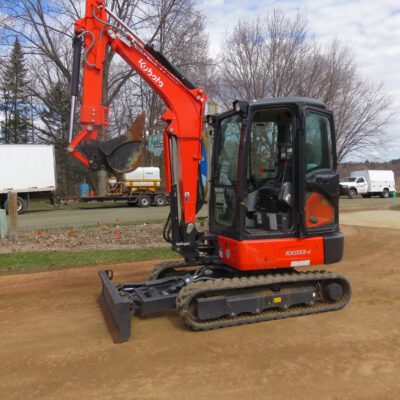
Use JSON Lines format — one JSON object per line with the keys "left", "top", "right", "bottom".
{"left": 210, "top": 98, "right": 343, "bottom": 270}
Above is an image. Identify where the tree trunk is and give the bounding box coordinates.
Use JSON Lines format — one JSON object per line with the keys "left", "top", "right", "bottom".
{"left": 96, "top": 169, "right": 108, "bottom": 196}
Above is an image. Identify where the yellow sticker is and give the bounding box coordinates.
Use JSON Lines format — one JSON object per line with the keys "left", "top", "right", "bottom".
{"left": 273, "top": 297, "right": 282, "bottom": 303}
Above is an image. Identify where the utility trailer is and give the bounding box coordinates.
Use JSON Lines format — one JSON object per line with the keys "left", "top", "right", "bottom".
{"left": 79, "top": 167, "right": 169, "bottom": 207}
{"left": 0, "top": 145, "right": 57, "bottom": 214}
{"left": 79, "top": 191, "right": 169, "bottom": 207}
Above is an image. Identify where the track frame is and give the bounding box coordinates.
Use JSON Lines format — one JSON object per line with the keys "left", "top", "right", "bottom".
{"left": 99, "top": 265, "right": 351, "bottom": 342}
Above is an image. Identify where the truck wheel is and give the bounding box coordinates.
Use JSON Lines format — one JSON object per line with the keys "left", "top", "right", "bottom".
{"left": 4, "top": 196, "right": 27, "bottom": 214}
{"left": 348, "top": 189, "right": 357, "bottom": 199}
{"left": 138, "top": 195, "right": 151, "bottom": 208}
{"left": 381, "top": 189, "right": 390, "bottom": 198}
{"left": 154, "top": 194, "right": 167, "bottom": 207}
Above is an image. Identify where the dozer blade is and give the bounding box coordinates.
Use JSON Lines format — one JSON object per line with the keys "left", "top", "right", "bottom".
{"left": 98, "top": 270, "right": 135, "bottom": 343}
{"left": 79, "top": 113, "right": 145, "bottom": 173}
{"left": 98, "top": 268, "right": 192, "bottom": 342}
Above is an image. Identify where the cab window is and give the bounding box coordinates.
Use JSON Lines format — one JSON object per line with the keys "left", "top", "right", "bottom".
{"left": 215, "top": 114, "right": 242, "bottom": 186}
{"left": 249, "top": 109, "right": 293, "bottom": 182}
{"left": 305, "top": 112, "right": 333, "bottom": 172}
{"left": 213, "top": 113, "right": 242, "bottom": 227}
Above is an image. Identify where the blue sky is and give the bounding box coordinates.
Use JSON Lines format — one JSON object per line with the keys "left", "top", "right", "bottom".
{"left": 200, "top": 0, "right": 400, "bottom": 161}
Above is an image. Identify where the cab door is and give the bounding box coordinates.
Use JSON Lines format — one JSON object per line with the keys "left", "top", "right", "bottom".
{"left": 301, "top": 108, "right": 339, "bottom": 236}
{"left": 356, "top": 177, "right": 368, "bottom": 193}
{"left": 209, "top": 112, "right": 243, "bottom": 238}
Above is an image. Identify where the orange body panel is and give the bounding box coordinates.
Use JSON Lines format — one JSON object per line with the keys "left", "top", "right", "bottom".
{"left": 305, "top": 192, "right": 335, "bottom": 228}
{"left": 218, "top": 236, "right": 325, "bottom": 271}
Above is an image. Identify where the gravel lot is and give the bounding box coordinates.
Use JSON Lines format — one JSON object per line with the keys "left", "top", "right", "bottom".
{"left": 0, "top": 223, "right": 167, "bottom": 254}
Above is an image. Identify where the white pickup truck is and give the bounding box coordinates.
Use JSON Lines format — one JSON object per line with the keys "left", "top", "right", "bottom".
{"left": 339, "top": 170, "right": 396, "bottom": 199}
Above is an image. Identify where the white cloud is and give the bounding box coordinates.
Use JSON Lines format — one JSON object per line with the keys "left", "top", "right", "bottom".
{"left": 200, "top": 0, "right": 400, "bottom": 161}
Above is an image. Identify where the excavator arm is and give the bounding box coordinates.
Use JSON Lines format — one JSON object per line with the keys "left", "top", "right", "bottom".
{"left": 68, "top": 0, "right": 208, "bottom": 254}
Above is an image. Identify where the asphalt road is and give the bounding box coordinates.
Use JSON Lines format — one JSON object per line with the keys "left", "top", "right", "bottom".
{"left": 15, "top": 197, "right": 400, "bottom": 230}
{"left": 17, "top": 205, "right": 171, "bottom": 230}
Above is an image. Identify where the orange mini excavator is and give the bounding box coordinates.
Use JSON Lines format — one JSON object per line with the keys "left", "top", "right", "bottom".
{"left": 68, "top": 0, "right": 351, "bottom": 342}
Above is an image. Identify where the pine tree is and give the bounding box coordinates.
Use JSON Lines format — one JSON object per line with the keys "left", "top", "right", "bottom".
{"left": 0, "top": 38, "right": 30, "bottom": 143}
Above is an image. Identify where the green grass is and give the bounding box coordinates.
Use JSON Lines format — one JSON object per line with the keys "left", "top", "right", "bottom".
{"left": 391, "top": 205, "right": 400, "bottom": 211}
{"left": 0, "top": 247, "right": 177, "bottom": 275}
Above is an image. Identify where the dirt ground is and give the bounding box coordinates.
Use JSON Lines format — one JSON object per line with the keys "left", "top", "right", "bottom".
{"left": 340, "top": 210, "right": 400, "bottom": 229}
{"left": 1, "top": 225, "right": 400, "bottom": 400}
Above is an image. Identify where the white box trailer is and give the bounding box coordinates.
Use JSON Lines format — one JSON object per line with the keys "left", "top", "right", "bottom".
{"left": 0, "top": 144, "right": 57, "bottom": 213}
{"left": 339, "top": 170, "right": 395, "bottom": 199}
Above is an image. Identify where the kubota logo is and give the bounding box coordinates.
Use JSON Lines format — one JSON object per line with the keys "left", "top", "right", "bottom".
{"left": 138, "top": 59, "right": 164, "bottom": 88}
{"left": 285, "top": 249, "right": 311, "bottom": 256}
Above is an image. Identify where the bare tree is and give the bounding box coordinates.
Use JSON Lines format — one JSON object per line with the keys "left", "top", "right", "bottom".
{"left": 0, "top": 0, "right": 212, "bottom": 193}
{"left": 125, "top": 0, "right": 213, "bottom": 179}
{"left": 0, "top": 0, "right": 150, "bottom": 194}
{"left": 217, "top": 10, "right": 392, "bottom": 162}
{"left": 138, "top": 0, "right": 213, "bottom": 129}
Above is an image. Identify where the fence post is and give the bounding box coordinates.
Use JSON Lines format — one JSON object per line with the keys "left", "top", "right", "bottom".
{"left": 0, "top": 209, "right": 7, "bottom": 239}
{"left": 7, "top": 191, "right": 18, "bottom": 240}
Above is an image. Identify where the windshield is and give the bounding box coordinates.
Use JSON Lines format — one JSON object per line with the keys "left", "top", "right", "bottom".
{"left": 347, "top": 177, "right": 356, "bottom": 182}
{"left": 249, "top": 109, "right": 293, "bottom": 182}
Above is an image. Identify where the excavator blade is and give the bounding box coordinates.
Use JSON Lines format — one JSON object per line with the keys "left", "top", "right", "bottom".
{"left": 99, "top": 112, "right": 145, "bottom": 173}
{"left": 98, "top": 270, "right": 135, "bottom": 343}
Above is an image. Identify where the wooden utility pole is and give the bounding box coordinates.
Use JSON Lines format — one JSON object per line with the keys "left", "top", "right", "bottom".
{"left": 0, "top": 210, "right": 7, "bottom": 239}
{"left": 7, "top": 191, "right": 18, "bottom": 240}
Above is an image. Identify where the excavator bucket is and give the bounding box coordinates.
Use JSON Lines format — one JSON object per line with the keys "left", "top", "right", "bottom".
{"left": 99, "top": 112, "right": 145, "bottom": 173}
{"left": 79, "top": 113, "right": 145, "bottom": 173}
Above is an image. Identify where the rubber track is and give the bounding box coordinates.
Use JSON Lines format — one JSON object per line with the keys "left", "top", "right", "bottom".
{"left": 176, "top": 271, "right": 351, "bottom": 331}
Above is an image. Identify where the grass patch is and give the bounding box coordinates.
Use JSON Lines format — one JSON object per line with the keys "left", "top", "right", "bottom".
{"left": 391, "top": 205, "right": 400, "bottom": 211}
{"left": 0, "top": 247, "right": 176, "bottom": 275}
